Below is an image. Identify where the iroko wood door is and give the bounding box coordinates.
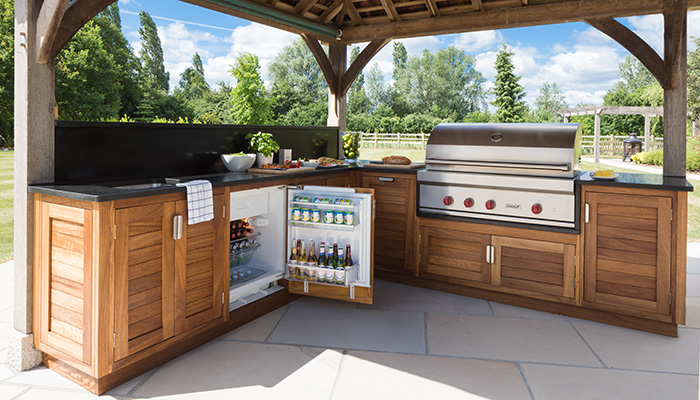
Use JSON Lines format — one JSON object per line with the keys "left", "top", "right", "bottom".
{"left": 419, "top": 225, "right": 491, "bottom": 284}
{"left": 583, "top": 191, "right": 672, "bottom": 321}
{"left": 361, "top": 172, "right": 416, "bottom": 276}
{"left": 174, "top": 194, "right": 227, "bottom": 333}
{"left": 35, "top": 201, "right": 94, "bottom": 365}
{"left": 114, "top": 202, "right": 175, "bottom": 361}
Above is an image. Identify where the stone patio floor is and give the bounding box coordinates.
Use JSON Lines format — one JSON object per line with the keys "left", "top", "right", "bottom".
{"left": 0, "top": 244, "right": 698, "bottom": 399}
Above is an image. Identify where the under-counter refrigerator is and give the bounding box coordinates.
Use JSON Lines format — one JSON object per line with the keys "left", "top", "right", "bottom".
{"left": 227, "top": 185, "right": 374, "bottom": 310}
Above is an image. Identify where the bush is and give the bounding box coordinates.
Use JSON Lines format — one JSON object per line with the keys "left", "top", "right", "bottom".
{"left": 631, "top": 133, "right": 700, "bottom": 171}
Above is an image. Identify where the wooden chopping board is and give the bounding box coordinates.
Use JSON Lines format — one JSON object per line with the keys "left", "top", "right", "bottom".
{"left": 247, "top": 167, "right": 316, "bottom": 174}
{"left": 364, "top": 162, "right": 425, "bottom": 169}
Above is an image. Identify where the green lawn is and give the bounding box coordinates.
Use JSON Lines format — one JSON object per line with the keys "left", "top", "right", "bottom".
{"left": 0, "top": 150, "right": 13, "bottom": 262}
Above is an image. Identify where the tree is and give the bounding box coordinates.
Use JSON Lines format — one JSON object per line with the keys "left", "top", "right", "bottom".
{"left": 229, "top": 53, "right": 274, "bottom": 124}
{"left": 534, "top": 82, "right": 567, "bottom": 122}
{"left": 268, "top": 38, "right": 327, "bottom": 124}
{"left": 395, "top": 46, "right": 486, "bottom": 119}
{"left": 0, "top": 0, "right": 14, "bottom": 147}
{"left": 348, "top": 45, "right": 370, "bottom": 115}
{"left": 365, "top": 63, "right": 389, "bottom": 112}
{"left": 94, "top": 4, "right": 141, "bottom": 117}
{"left": 55, "top": 20, "right": 121, "bottom": 120}
{"left": 178, "top": 52, "right": 210, "bottom": 100}
{"left": 491, "top": 44, "right": 527, "bottom": 122}
{"left": 138, "top": 11, "right": 169, "bottom": 92}
{"left": 392, "top": 41, "right": 407, "bottom": 80}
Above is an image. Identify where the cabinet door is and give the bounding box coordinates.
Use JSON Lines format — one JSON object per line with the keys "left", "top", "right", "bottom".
{"left": 114, "top": 203, "right": 175, "bottom": 361}
{"left": 419, "top": 225, "right": 490, "bottom": 284}
{"left": 174, "top": 194, "right": 227, "bottom": 333}
{"left": 34, "top": 201, "right": 93, "bottom": 365}
{"left": 583, "top": 191, "right": 672, "bottom": 321}
{"left": 491, "top": 236, "right": 576, "bottom": 303}
{"left": 361, "top": 173, "right": 416, "bottom": 276}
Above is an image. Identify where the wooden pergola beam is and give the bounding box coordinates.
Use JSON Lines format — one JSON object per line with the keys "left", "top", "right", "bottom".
{"left": 663, "top": 0, "right": 688, "bottom": 178}
{"left": 50, "top": 0, "right": 116, "bottom": 61}
{"left": 36, "top": 0, "right": 71, "bottom": 64}
{"left": 340, "top": 0, "right": 700, "bottom": 43}
{"left": 585, "top": 17, "right": 665, "bottom": 88}
{"left": 301, "top": 33, "right": 338, "bottom": 93}
{"left": 341, "top": 38, "right": 391, "bottom": 95}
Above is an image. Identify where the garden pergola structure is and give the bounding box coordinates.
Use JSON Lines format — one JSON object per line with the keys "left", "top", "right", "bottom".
{"left": 10, "top": 0, "right": 696, "bottom": 368}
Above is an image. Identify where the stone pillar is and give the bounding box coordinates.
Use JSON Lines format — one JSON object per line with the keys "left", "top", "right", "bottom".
{"left": 662, "top": 1, "right": 687, "bottom": 178}
{"left": 594, "top": 111, "right": 601, "bottom": 163}
{"left": 327, "top": 43, "right": 347, "bottom": 131}
{"left": 644, "top": 114, "right": 651, "bottom": 152}
{"left": 10, "top": 0, "right": 55, "bottom": 370}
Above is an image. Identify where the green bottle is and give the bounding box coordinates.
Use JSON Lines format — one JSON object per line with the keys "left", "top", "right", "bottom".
{"left": 335, "top": 246, "right": 346, "bottom": 285}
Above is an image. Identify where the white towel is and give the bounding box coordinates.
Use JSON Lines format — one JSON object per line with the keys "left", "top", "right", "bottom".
{"left": 177, "top": 180, "right": 214, "bottom": 225}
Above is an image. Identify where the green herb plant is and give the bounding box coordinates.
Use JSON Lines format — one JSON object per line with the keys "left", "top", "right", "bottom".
{"left": 246, "top": 131, "right": 280, "bottom": 157}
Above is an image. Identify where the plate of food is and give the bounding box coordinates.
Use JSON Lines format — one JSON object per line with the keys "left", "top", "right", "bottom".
{"left": 316, "top": 157, "right": 346, "bottom": 168}
{"left": 590, "top": 170, "right": 619, "bottom": 180}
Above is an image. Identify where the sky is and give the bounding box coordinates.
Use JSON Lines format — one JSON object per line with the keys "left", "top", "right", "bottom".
{"left": 117, "top": 0, "right": 700, "bottom": 109}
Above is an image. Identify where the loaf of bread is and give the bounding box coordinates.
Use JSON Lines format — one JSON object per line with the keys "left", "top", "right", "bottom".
{"left": 382, "top": 155, "right": 411, "bottom": 165}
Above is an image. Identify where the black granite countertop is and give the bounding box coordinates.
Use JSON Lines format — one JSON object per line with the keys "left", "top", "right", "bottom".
{"left": 28, "top": 163, "right": 421, "bottom": 202}
{"left": 576, "top": 171, "right": 694, "bottom": 192}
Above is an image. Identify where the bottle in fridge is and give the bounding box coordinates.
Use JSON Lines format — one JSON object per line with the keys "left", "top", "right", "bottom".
{"left": 227, "top": 184, "right": 375, "bottom": 311}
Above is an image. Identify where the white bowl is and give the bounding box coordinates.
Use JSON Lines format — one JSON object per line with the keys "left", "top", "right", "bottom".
{"left": 221, "top": 154, "right": 255, "bottom": 172}
{"left": 302, "top": 161, "right": 319, "bottom": 169}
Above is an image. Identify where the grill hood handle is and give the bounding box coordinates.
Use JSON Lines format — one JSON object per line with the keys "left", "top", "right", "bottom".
{"left": 425, "top": 159, "right": 571, "bottom": 172}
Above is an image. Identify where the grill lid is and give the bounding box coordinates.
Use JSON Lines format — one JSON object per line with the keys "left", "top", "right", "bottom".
{"left": 427, "top": 123, "right": 581, "bottom": 148}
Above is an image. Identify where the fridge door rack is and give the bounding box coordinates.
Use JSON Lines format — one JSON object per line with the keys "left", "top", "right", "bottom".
{"left": 288, "top": 220, "right": 356, "bottom": 231}
{"left": 286, "top": 264, "right": 359, "bottom": 287}
{"left": 289, "top": 201, "right": 355, "bottom": 211}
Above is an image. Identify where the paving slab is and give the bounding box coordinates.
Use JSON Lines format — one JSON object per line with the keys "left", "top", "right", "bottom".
{"left": 14, "top": 388, "right": 125, "bottom": 400}
{"left": 332, "top": 350, "right": 530, "bottom": 400}
{"left": 684, "top": 297, "right": 700, "bottom": 329}
{"left": 219, "top": 305, "right": 288, "bottom": 342}
{"left": 520, "top": 363, "right": 699, "bottom": 400}
{"left": 3, "top": 366, "right": 86, "bottom": 392}
{"left": 268, "top": 304, "right": 426, "bottom": 354}
{"left": 571, "top": 322, "right": 699, "bottom": 374}
{"left": 489, "top": 302, "right": 583, "bottom": 322}
{"left": 359, "top": 280, "right": 492, "bottom": 315}
{"left": 427, "top": 314, "right": 601, "bottom": 366}
{"left": 0, "top": 384, "right": 28, "bottom": 400}
{"left": 687, "top": 274, "right": 700, "bottom": 297}
{"left": 131, "top": 341, "right": 342, "bottom": 399}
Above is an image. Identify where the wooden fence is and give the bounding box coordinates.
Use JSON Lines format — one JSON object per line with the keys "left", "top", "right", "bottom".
{"left": 580, "top": 135, "right": 664, "bottom": 156}
{"left": 357, "top": 132, "right": 429, "bottom": 149}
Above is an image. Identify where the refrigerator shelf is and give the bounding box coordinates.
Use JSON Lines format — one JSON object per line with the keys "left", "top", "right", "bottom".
{"left": 289, "top": 201, "right": 355, "bottom": 211}
{"left": 229, "top": 265, "right": 268, "bottom": 287}
{"left": 229, "top": 244, "right": 261, "bottom": 267}
{"left": 230, "top": 231, "right": 260, "bottom": 244}
{"left": 286, "top": 264, "right": 359, "bottom": 287}
{"left": 289, "top": 220, "right": 356, "bottom": 231}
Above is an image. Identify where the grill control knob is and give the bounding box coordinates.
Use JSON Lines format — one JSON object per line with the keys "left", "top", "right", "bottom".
{"left": 531, "top": 203, "right": 543, "bottom": 214}
{"left": 443, "top": 196, "right": 454, "bottom": 206}
{"left": 463, "top": 198, "right": 474, "bottom": 208}
{"left": 485, "top": 200, "right": 496, "bottom": 210}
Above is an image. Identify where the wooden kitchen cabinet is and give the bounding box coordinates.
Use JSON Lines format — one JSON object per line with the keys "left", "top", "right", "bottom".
{"left": 113, "top": 194, "right": 228, "bottom": 360}
{"left": 360, "top": 172, "right": 417, "bottom": 277}
{"left": 418, "top": 225, "right": 490, "bottom": 284}
{"left": 582, "top": 187, "right": 677, "bottom": 322}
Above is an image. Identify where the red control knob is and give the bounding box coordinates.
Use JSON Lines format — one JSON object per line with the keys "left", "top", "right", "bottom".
{"left": 463, "top": 198, "right": 474, "bottom": 208}
{"left": 485, "top": 200, "right": 496, "bottom": 210}
{"left": 443, "top": 196, "right": 454, "bottom": 206}
{"left": 531, "top": 203, "right": 543, "bottom": 214}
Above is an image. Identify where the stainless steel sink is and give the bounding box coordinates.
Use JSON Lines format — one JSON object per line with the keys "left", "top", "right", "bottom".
{"left": 108, "top": 177, "right": 185, "bottom": 190}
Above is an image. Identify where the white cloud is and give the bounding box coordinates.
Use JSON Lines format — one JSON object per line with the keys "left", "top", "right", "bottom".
{"left": 625, "top": 15, "right": 663, "bottom": 54}
{"left": 453, "top": 30, "right": 503, "bottom": 52}
{"left": 564, "top": 90, "right": 607, "bottom": 107}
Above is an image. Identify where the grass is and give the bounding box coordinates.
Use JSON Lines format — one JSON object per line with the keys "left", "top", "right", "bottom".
{"left": 0, "top": 150, "right": 13, "bottom": 262}
{"left": 359, "top": 146, "right": 427, "bottom": 163}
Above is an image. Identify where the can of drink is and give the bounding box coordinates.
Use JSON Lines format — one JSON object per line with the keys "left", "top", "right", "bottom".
{"left": 292, "top": 208, "right": 301, "bottom": 221}
{"left": 322, "top": 198, "right": 331, "bottom": 204}
{"left": 311, "top": 209, "right": 321, "bottom": 223}
{"left": 313, "top": 197, "right": 321, "bottom": 203}
{"left": 334, "top": 210, "right": 344, "bottom": 224}
{"left": 344, "top": 211, "right": 354, "bottom": 225}
{"left": 324, "top": 210, "right": 334, "bottom": 224}
{"left": 301, "top": 208, "right": 311, "bottom": 222}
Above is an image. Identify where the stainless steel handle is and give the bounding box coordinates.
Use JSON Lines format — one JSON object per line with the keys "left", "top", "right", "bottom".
{"left": 378, "top": 177, "right": 394, "bottom": 182}
{"left": 490, "top": 245, "right": 495, "bottom": 265}
{"left": 584, "top": 203, "right": 590, "bottom": 224}
{"left": 426, "top": 158, "right": 571, "bottom": 172}
{"left": 173, "top": 214, "right": 183, "bottom": 240}
{"left": 486, "top": 245, "right": 494, "bottom": 264}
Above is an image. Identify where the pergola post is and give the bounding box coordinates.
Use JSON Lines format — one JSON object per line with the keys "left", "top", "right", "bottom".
{"left": 644, "top": 114, "right": 651, "bottom": 152}
{"left": 594, "top": 109, "right": 601, "bottom": 163}
{"left": 662, "top": 0, "right": 687, "bottom": 178}
{"left": 327, "top": 42, "right": 347, "bottom": 130}
{"left": 11, "top": 0, "right": 55, "bottom": 370}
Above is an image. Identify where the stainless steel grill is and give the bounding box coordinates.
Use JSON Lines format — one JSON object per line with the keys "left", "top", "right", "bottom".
{"left": 418, "top": 123, "right": 582, "bottom": 229}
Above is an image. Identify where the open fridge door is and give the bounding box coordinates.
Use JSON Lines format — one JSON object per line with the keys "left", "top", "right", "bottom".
{"left": 286, "top": 186, "right": 375, "bottom": 304}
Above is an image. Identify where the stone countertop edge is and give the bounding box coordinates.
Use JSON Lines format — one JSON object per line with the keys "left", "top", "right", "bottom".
{"left": 576, "top": 171, "right": 694, "bottom": 192}
{"left": 28, "top": 165, "right": 421, "bottom": 202}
